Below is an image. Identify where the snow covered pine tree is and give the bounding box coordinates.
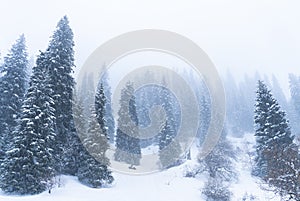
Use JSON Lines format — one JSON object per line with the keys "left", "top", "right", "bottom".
{"left": 114, "top": 81, "right": 141, "bottom": 169}
{"left": 43, "top": 16, "right": 82, "bottom": 175}
{"left": 77, "top": 104, "right": 113, "bottom": 188}
{"left": 254, "top": 80, "right": 300, "bottom": 200}
{"left": 99, "top": 69, "right": 115, "bottom": 144}
{"left": 0, "top": 35, "right": 28, "bottom": 153}
{"left": 158, "top": 86, "right": 181, "bottom": 169}
{"left": 0, "top": 52, "right": 56, "bottom": 195}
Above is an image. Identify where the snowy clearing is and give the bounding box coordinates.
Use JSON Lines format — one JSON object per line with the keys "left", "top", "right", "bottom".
{"left": 0, "top": 134, "right": 281, "bottom": 201}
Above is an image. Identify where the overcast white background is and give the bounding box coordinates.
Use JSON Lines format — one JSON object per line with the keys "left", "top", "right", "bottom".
{"left": 0, "top": 0, "right": 300, "bottom": 96}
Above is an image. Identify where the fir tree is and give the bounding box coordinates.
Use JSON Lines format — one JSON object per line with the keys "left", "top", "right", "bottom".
{"left": 254, "top": 80, "right": 300, "bottom": 200}
{"left": 198, "top": 95, "right": 211, "bottom": 146}
{"left": 95, "top": 83, "right": 108, "bottom": 137}
{"left": 224, "top": 70, "right": 242, "bottom": 135}
{"left": 288, "top": 73, "right": 300, "bottom": 135}
{"left": 43, "top": 16, "right": 80, "bottom": 175}
{"left": 271, "top": 75, "right": 288, "bottom": 110}
{"left": 158, "top": 86, "right": 181, "bottom": 169}
{"left": 0, "top": 35, "right": 28, "bottom": 152}
{"left": 0, "top": 53, "right": 56, "bottom": 195}
{"left": 100, "top": 69, "right": 115, "bottom": 144}
{"left": 237, "top": 73, "right": 258, "bottom": 133}
{"left": 77, "top": 107, "right": 113, "bottom": 188}
{"left": 289, "top": 74, "right": 300, "bottom": 114}
{"left": 80, "top": 73, "right": 95, "bottom": 120}
{"left": 114, "top": 82, "right": 141, "bottom": 168}
{"left": 73, "top": 91, "right": 87, "bottom": 141}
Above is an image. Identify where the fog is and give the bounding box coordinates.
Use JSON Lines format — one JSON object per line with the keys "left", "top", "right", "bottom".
{"left": 1, "top": 0, "right": 300, "bottom": 96}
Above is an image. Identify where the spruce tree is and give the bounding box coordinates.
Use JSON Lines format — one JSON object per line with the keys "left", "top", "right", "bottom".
{"left": 73, "top": 91, "right": 87, "bottom": 141}
{"left": 95, "top": 83, "right": 108, "bottom": 136}
{"left": 77, "top": 107, "right": 113, "bottom": 188}
{"left": 100, "top": 70, "right": 115, "bottom": 144}
{"left": 0, "top": 53, "right": 56, "bottom": 195}
{"left": 289, "top": 74, "right": 300, "bottom": 116}
{"left": 198, "top": 95, "right": 211, "bottom": 146}
{"left": 224, "top": 70, "right": 242, "bottom": 135}
{"left": 0, "top": 35, "right": 28, "bottom": 152}
{"left": 43, "top": 16, "right": 80, "bottom": 175}
{"left": 158, "top": 86, "right": 181, "bottom": 169}
{"left": 80, "top": 73, "right": 95, "bottom": 120}
{"left": 271, "top": 75, "right": 288, "bottom": 110}
{"left": 288, "top": 73, "right": 300, "bottom": 134}
{"left": 254, "top": 80, "right": 300, "bottom": 200}
{"left": 114, "top": 82, "right": 141, "bottom": 168}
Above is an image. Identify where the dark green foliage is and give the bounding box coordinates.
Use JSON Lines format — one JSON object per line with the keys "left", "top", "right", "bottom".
{"left": 158, "top": 85, "right": 181, "bottom": 169}
{"left": 95, "top": 83, "right": 107, "bottom": 136}
{"left": 158, "top": 120, "right": 182, "bottom": 168}
{"left": 198, "top": 95, "right": 211, "bottom": 146}
{"left": 100, "top": 70, "right": 115, "bottom": 143}
{"left": 0, "top": 35, "right": 28, "bottom": 151}
{"left": 78, "top": 108, "right": 113, "bottom": 188}
{"left": 43, "top": 16, "right": 80, "bottom": 175}
{"left": 254, "top": 80, "right": 300, "bottom": 200}
{"left": 114, "top": 82, "right": 141, "bottom": 167}
{"left": 0, "top": 53, "right": 56, "bottom": 195}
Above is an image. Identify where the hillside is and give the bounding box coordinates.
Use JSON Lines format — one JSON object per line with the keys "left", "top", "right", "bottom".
{"left": 0, "top": 134, "right": 281, "bottom": 201}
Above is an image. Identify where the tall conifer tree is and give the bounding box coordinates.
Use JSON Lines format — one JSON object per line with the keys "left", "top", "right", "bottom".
{"left": 0, "top": 53, "right": 56, "bottom": 195}
{"left": 0, "top": 35, "right": 28, "bottom": 152}
{"left": 114, "top": 82, "right": 141, "bottom": 168}
{"left": 43, "top": 16, "right": 80, "bottom": 175}
{"left": 254, "top": 81, "right": 300, "bottom": 200}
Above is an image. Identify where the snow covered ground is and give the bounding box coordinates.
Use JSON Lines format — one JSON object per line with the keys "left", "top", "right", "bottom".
{"left": 229, "top": 133, "right": 280, "bottom": 201}
{"left": 0, "top": 134, "right": 281, "bottom": 201}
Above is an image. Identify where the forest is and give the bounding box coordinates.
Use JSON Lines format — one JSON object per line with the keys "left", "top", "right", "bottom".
{"left": 0, "top": 16, "right": 299, "bottom": 201}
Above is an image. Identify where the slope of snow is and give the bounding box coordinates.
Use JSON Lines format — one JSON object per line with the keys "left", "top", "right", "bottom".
{"left": 0, "top": 167, "right": 202, "bottom": 201}
{"left": 229, "top": 133, "right": 280, "bottom": 201}
{"left": 0, "top": 134, "right": 281, "bottom": 201}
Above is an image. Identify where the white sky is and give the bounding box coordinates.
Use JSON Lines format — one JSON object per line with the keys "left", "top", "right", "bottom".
{"left": 0, "top": 0, "right": 300, "bottom": 96}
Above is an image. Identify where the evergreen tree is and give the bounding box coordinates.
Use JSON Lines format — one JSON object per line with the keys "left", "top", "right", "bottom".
{"left": 0, "top": 35, "right": 28, "bottom": 152}
{"left": 77, "top": 108, "right": 113, "bottom": 188}
{"left": 73, "top": 91, "right": 87, "bottom": 141}
{"left": 158, "top": 86, "right": 181, "bottom": 169}
{"left": 114, "top": 82, "right": 141, "bottom": 168}
{"left": 224, "top": 70, "right": 242, "bottom": 135}
{"left": 254, "top": 80, "right": 300, "bottom": 200}
{"left": 198, "top": 95, "right": 211, "bottom": 146}
{"left": 0, "top": 53, "right": 56, "bottom": 195}
{"left": 289, "top": 73, "right": 300, "bottom": 135}
{"left": 271, "top": 75, "right": 288, "bottom": 110}
{"left": 43, "top": 16, "right": 80, "bottom": 175}
{"left": 80, "top": 73, "right": 95, "bottom": 120}
{"left": 289, "top": 74, "right": 300, "bottom": 115}
{"left": 237, "top": 73, "right": 259, "bottom": 133}
{"left": 158, "top": 120, "right": 182, "bottom": 168}
{"left": 95, "top": 83, "right": 108, "bottom": 137}
{"left": 100, "top": 69, "right": 115, "bottom": 144}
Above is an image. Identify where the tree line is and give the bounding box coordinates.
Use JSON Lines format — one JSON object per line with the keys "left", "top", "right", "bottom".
{"left": 0, "top": 16, "right": 113, "bottom": 194}
{"left": 0, "top": 16, "right": 187, "bottom": 195}
{"left": 0, "top": 15, "right": 299, "bottom": 200}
